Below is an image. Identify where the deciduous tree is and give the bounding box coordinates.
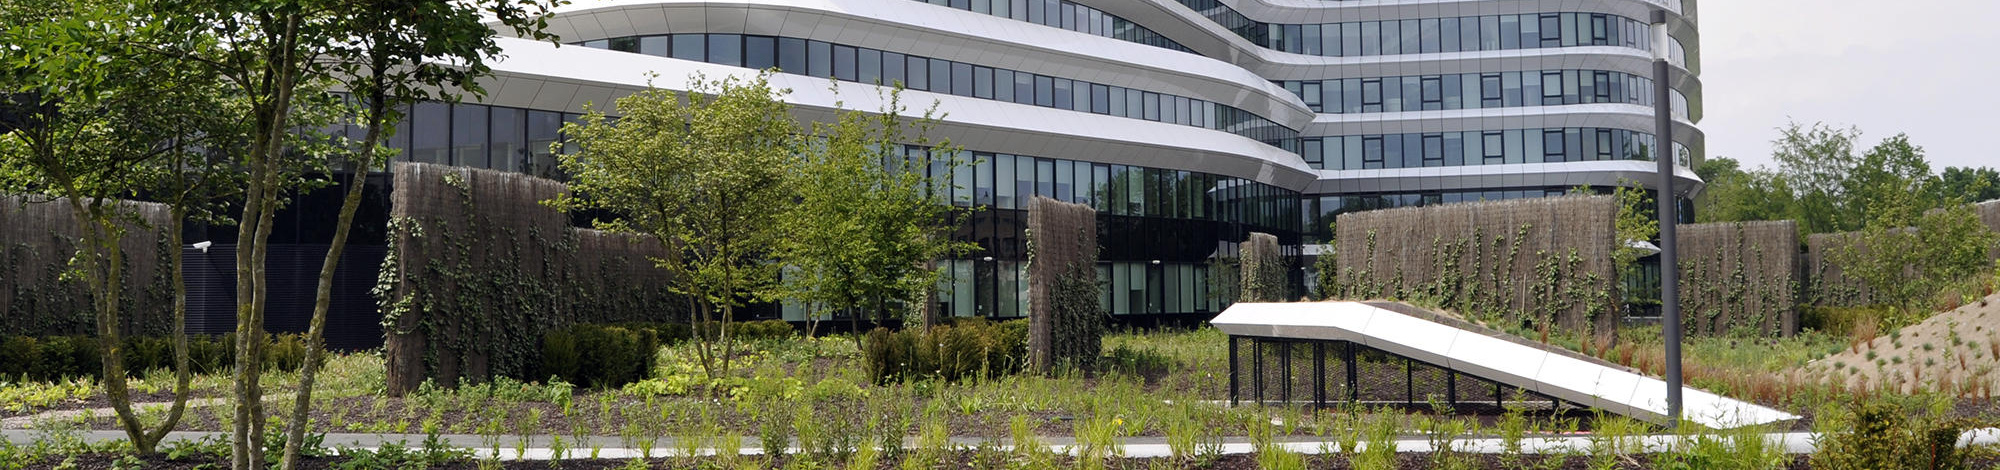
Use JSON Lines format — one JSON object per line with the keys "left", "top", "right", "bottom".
{"left": 550, "top": 73, "right": 798, "bottom": 379}
{"left": 0, "top": 0, "right": 238, "bottom": 454}
{"left": 779, "top": 85, "right": 977, "bottom": 336}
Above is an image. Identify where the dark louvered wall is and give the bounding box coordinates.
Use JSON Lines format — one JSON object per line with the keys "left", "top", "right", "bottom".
{"left": 183, "top": 244, "right": 388, "bottom": 351}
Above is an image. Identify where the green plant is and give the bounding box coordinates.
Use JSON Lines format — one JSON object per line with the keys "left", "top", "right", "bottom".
{"left": 1350, "top": 411, "right": 1400, "bottom": 470}
{"left": 540, "top": 324, "right": 659, "bottom": 389}
{"left": 1813, "top": 398, "right": 1969, "bottom": 470}
{"left": 862, "top": 318, "right": 1028, "bottom": 384}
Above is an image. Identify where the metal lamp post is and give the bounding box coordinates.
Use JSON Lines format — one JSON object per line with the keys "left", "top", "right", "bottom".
{"left": 1652, "top": 9, "right": 1683, "bottom": 424}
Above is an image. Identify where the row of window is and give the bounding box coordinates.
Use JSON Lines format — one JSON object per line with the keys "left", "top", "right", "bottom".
{"left": 1275, "top": 69, "right": 1677, "bottom": 116}
{"left": 1174, "top": 0, "right": 1681, "bottom": 62}
{"left": 332, "top": 99, "right": 577, "bottom": 175}
{"left": 576, "top": 34, "right": 1300, "bottom": 152}
{"left": 1302, "top": 186, "right": 1582, "bottom": 242}
{"left": 1300, "top": 127, "right": 1680, "bottom": 171}
{"left": 915, "top": 146, "right": 1301, "bottom": 233}
{"left": 906, "top": 0, "right": 1190, "bottom": 52}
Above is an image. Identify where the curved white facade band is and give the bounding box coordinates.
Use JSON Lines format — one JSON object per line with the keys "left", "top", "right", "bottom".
{"left": 431, "top": 0, "right": 1703, "bottom": 318}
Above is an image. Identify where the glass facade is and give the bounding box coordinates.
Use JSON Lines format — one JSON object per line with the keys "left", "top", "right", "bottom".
{"left": 578, "top": 34, "right": 1300, "bottom": 152}
{"left": 378, "top": 95, "right": 1301, "bottom": 320}
{"left": 906, "top": 0, "right": 1191, "bottom": 52}
{"left": 1299, "top": 127, "right": 1687, "bottom": 171}
{"left": 782, "top": 145, "right": 1302, "bottom": 321}
{"left": 1276, "top": 69, "right": 1688, "bottom": 120}
{"left": 349, "top": 99, "right": 577, "bottom": 178}
{"left": 1170, "top": 1, "right": 1676, "bottom": 60}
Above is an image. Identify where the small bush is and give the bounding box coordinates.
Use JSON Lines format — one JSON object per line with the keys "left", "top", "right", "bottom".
{"left": 1103, "top": 344, "right": 1175, "bottom": 378}
{"left": 31, "top": 336, "right": 99, "bottom": 380}
{"left": 1813, "top": 399, "right": 1969, "bottom": 470}
{"left": 264, "top": 333, "right": 307, "bottom": 372}
{"left": 615, "top": 322, "right": 693, "bottom": 345}
{"left": 540, "top": 324, "right": 658, "bottom": 389}
{"left": 0, "top": 336, "right": 39, "bottom": 378}
{"left": 863, "top": 318, "right": 1028, "bottom": 384}
{"left": 1805, "top": 306, "right": 1892, "bottom": 335}
{"left": 0, "top": 333, "right": 300, "bottom": 382}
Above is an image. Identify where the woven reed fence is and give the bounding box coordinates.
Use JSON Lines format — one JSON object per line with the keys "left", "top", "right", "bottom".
{"left": 380, "top": 163, "right": 681, "bottom": 395}
{"left": 1240, "top": 232, "right": 1286, "bottom": 302}
{"left": 1331, "top": 196, "right": 1617, "bottom": 341}
{"left": 1025, "top": 196, "right": 1101, "bottom": 372}
{"left": 1982, "top": 200, "right": 2000, "bottom": 259}
{"left": 1675, "top": 221, "right": 1799, "bottom": 336}
{"left": 0, "top": 195, "right": 176, "bottom": 337}
{"left": 1805, "top": 200, "right": 2000, "bottom": 308}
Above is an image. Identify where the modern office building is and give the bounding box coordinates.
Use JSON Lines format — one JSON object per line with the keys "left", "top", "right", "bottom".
{"left": 210, "top": 0, "right": 1703, "bottom": 331}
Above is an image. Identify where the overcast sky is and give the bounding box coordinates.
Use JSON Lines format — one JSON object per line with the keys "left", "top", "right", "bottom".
{"left": 1699, "top": 0, "right": 1999, "bottom": 171}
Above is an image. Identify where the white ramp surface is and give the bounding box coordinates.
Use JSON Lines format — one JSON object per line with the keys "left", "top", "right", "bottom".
{"left": 1211, "top": 302, "right": 1798, "bottom": 429}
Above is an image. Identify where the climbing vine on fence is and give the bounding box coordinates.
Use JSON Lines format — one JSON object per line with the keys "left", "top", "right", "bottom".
{"left": 1, "top": 196, "right": 177, "bottom": 337}
{"left": 1675, "top": 221, "right": 1798, "bottom": 336}
{"left": 1329, "top": 197, "right": 1618, "bottom": 342}
{"left": 377, "top": 163, "right": 684, "bottom": 395}
{"left": 1025, "top": 197, "right": 1103, "bottom": 373}
{"left": 1239, "top": 232, "right": 1287, "bottom": 302}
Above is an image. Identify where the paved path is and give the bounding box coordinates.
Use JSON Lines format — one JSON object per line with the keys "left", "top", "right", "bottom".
{"left": 0, "top": 399, "right": 229, "bottom": 429}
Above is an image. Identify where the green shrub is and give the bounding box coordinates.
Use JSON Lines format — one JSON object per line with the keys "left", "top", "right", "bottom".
{"left": 863, "top": 318, "right": 1028, "bottom": 385}
{"left": 0, "top": 333, "right": 296, "bottom": 382}
{"left": 31, "top": 336, "right": 99, "bottom": 380}
{"left": 123, "top": 336, "right": 172, "bottom": 373}
{"left": 540, "top": 329, "right": 581, "bottom": 384}
{"left": 539, "top": 324, "right": 659, "bottom": 389}
{"left": 263, "top": 333, "right": 308, "bottom": 373}
{"left": 1803, "top": 306, "right": 1892, "bottom": 335}
{"left": 615, "top": 322, "right": 693, "bottom": 345}
{"left": 1813, "top": 399, "right": 1969, "bottom": 470}
{"left": 0, "top": 336, "right": 39, "bottom": 378}
{"left": 1103, "top": 344, "right": 1175, "bottom": 378}
{"left": 187, "top": 336, "right": 232, "bottom": 374}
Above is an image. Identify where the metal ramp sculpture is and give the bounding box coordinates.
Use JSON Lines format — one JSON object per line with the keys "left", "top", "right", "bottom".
{"left": 1212, "top": 301, "right": 1798, "bottom": 429}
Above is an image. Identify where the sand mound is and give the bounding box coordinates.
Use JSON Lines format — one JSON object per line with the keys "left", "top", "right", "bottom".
{"left": 1804, "top": 292, "right": 2000, "bottom": 396}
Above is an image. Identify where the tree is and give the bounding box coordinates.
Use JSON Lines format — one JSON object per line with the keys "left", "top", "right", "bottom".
{"left": 127, "top": 0, "right": 556, "bottom": 466}
{"left": 1933, "top": 166, "right": 2000, "bottom": 204}
{"left": 1845, "top": 134, "right": 1938, "bottom": 227}
{"left": 1693, "top": 156, "right": 1797, "bottom": 224}
{"left": 1771, "top": 122, "right": 1865, "bottom": 234}
{"left": 551, "top": 73, "right": 798, "bottom": 379}
{"left": 0, "top": 0, "right": 241, "bottom": 454}
{"left": 275, "top": 1, "right": 557, "bottom": 467}
{"left": 779, "top": 85, "right": 977, "bottom": 337}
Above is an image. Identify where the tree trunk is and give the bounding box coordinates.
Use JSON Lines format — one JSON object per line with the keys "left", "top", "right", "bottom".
{"left": 68, "top": 200, "right": 145, "bottom": 452}
{"left": 282, "top": 63, "right": 388, "bottom": 469}
{"left": 141, "top": 207, "right": 196, "bottom": 454}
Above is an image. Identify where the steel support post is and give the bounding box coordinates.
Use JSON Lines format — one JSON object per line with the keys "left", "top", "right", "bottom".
{"left": 1228, "top": 336, "right": 1240, "bottom": 407}
{"left": 1653, "top": 8, "right": 1684, "bottom": 424}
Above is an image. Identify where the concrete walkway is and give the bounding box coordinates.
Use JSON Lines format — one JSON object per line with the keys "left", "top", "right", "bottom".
{"left": 7, "top": 428, "right": 2000, "bottom": 459}
{"left": 0, "top": 399, "right": 229, "bottom": 429}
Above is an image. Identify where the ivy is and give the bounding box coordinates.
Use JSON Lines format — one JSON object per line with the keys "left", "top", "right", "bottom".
{"left": 376, "top": 165, "right": 686, "bottom": 394}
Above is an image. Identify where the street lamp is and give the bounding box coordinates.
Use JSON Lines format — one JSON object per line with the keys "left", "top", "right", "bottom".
{"left": 1652, "top": 8, "right": 1684, "bottom": 423}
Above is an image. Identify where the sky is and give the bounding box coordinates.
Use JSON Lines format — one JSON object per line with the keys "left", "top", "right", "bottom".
{"left": 1698, "top": 0, "right": 2000, "bottom": 171}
